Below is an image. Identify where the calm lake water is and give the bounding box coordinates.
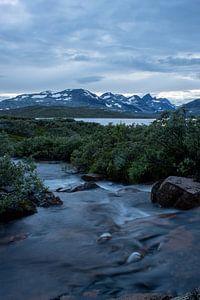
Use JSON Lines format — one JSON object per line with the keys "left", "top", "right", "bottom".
{"left": 75, "top": 118, "right": 155, "bottom": 126}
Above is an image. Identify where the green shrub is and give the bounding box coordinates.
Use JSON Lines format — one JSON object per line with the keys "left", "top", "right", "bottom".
{"left": 0, "top": 156, "right": 44, "bottom": 194}
{"left": 1, "top": 111, "right": 200, "bottom": 183}
{"left": 0, "top": 156, "right": 45, "bottom": 216}
{"left": 16, "top": 135, "right": 82, "bottom": 161}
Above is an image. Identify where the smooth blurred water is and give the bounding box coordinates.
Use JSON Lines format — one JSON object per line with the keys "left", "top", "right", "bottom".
{"left": 36, "top": 161, "right": 153, "bottom": 193}
{"left": 1, "top": 161, "right": 200, "bottom": 300}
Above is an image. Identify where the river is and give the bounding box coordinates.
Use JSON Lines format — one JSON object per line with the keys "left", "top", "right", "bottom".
{"left": 0, "top": 162, "right": 200, "bottom": 299}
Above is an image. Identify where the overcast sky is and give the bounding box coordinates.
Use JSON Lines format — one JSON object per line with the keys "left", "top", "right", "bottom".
{"left": 0, "top": 0, "right": 200, "bottom": 103}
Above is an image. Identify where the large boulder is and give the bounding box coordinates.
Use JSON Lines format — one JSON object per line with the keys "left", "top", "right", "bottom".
{"left": 151, "top": 176, "right": 200, "bottom": 210}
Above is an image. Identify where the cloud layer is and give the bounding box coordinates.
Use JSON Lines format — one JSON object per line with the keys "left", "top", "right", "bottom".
{"left": 0, "top": 0, "right": 200, "bottom": 103}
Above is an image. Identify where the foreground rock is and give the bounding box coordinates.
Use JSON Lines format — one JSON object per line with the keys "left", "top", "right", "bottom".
{"left": 81, "top": 173, "right": 104, "bottom": 181}
{"left": 127, "top": 251, "right": 143, "bottom": 263}
{"left": 55, "top": 289, "right": 200, "bottom": 300}
{"left": 55, "top": 292, "right": 172, "bottom": 300}
{"left": 151, "top": 176, "right": 200, "bottom": 210}
{"left": 97, "top": 232, "right": 112, "bottom": 243}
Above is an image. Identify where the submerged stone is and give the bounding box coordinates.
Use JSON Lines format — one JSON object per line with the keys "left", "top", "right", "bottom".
{"left": 97, "top": 232, "right": 112, "bottom": 243}
{"left": 127, "top": 251, "right": 143, "bottom": 263}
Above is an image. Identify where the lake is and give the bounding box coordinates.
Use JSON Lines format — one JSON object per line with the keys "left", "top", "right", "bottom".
{"left": 75, "top": 118, "right": 155, "bottom": 126}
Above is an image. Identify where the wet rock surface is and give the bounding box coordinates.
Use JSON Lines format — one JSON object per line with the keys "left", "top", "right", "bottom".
{"left": 81, "top": 173, "right": 104, "bottom": 182}
{"left": 151, "top": 176, "right": 200, "bottom": 209}
{"left": 56, "top": 182, "right": 99, "bottom": 193}
{"left": 54, "top": 292, "right": 172, "bottom": 300}
{"left": 0, "top": 233, "right": 28, "bottom": 245}
{"left": 97, "top": 232, "right": 112, "bottom": 243}
{"left": 113, "top": 294, "right": 171, "bottom": 300}
{"left": 1, "top": 162, "right": 200, "bottom": 300}
{"left": 172, "top": 287, "right": 200, "bottom": 299}
{"left": 29, "top": 191, "right": 63, "bottom": 207}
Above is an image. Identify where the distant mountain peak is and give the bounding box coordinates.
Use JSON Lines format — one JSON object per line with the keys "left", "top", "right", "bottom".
{"left": 101, "top": 92, "right": 116, "bottom": 98}
{"left": 142, "top": 93, "right": 154, "bottom": 101}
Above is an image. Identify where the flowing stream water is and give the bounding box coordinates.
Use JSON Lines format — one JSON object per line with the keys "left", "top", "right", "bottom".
{"left": 0, "top": 162, "right": 200, "bottom": 300}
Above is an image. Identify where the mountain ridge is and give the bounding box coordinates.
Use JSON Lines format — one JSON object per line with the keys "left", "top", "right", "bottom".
{"left": 0, "top": 88, "right": 176, "bottom": 114}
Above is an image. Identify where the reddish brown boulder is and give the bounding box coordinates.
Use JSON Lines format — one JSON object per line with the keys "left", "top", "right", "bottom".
{"left": 151, "top": 176, "right": 200, "bottom": 210}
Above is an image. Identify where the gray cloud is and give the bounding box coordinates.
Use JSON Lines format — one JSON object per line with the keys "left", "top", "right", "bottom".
{"left": 76, "top": 75, "right": 104, "bottom": 84}
{"left": 159, "top": 56, "right": 200, "bottom": 67}
{"left": 72, "top": 55, "right": 91, "bottom": 62}
{"left": 0, "top": 0, "right": 200, "bottom": 102}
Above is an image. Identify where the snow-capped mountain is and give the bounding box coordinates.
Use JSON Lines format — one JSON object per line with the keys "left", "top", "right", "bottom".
{"left": 0, "top": 89, "right": 102, "bottom": 110}
{"left": 0, "top": 89, "right": 176, "bottom": 113}
{"left": 127, "top": 93, "right": 176, "bottom": 113}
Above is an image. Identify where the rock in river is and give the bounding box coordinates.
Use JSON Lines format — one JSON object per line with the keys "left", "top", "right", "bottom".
{"left": 127, "top": 251, "right": 143, "bottom": 263}
{"left": 81, "top": 173, "right": 104, "bottom": 181}
{"left": 97, "top": 232, "right": 112, "bottom": 243}
{"left": 151, "top": 176, "right": 200, "bottom": 210}
{"left": 57, "top": 182, "right": 99, "bottom": 193}
{"left": 29, "top": 191, "right": 63, "bottom": 208}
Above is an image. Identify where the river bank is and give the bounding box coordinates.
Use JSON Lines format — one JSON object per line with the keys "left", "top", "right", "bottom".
{"left": 0, "top": 162, "right": 200, "bottom": 299}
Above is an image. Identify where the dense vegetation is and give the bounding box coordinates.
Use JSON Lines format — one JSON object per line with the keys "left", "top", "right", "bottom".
{"left": 0, "top": 105, "right": 158, "bottom": 119}
{"left": 0, "top": 110, "right": 200, "bottom": 184}
{"left": 0, "top": 156, "right": 45, "bottom": 221}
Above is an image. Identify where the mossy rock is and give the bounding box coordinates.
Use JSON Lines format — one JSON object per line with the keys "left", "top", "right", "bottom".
{"left": 0, "top": 197, "right": 37, "bottom": 222}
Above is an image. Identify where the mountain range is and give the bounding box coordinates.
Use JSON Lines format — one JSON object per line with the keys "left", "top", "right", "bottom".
{"left": 0, "top": 89, "right": 176, "bottom": 114}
